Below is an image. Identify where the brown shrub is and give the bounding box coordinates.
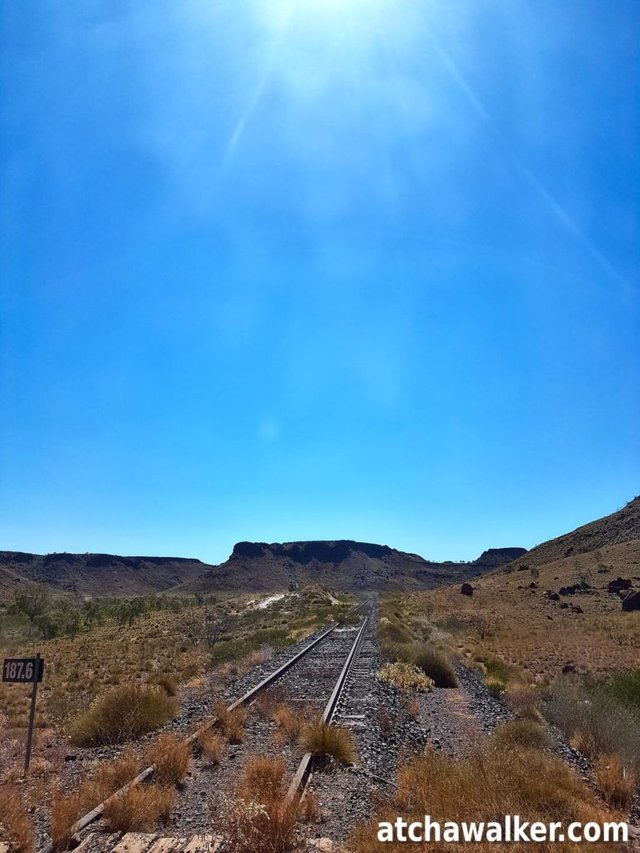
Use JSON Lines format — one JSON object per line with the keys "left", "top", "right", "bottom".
{"left": 298, "top": 790, "right": 321, "bottom": 823}
{"left": 220, "top": 756, "right": 297, "bottom": 853}
{"left": 504, "top": 683, "right": 543, "bottom": 722}
{"left": 213, "top": 701, "right": 247, "bottom": 744}
{"left": 349, "top": 742, "right": 613, "bottom": 853}
{"left": 152, "top": 675, "right": 178, "bottom": 697}
{"left": 594, "top": 754, "right": 636, "bottom": 809}
{"left": 69, "top": 683, "right": 179, "bottom": 745}
{"left": 198, "top": 729, "right": 224, "bottom": 766}
{"left": 239, "top": 756, "right": 285, "bottom": 803}
{"left": 147, "top": 733, "right": 191, "bottom": 785}
{"left": 491, "top": 720, "right": 552, "bottom": 750}
{"left": 299, "top": 720, "right": 357, "bottom": 765}
{"left": 49, "top": 749, "right": 140, "bottom": 846}
{"left": 0, "top": 783, "right": 33, "bottom": 853}
{"left": 271, "top": 703, "right": 302, "bottom": 741}
{"left": 102, "top": 783, "right": 175, "bottom": 832}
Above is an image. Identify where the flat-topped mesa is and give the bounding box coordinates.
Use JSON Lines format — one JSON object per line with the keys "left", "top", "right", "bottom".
{"left": 472, "top": 547, "right": 528, "bottom": 567}
{"left": 231, "top": 540, "right": 396, "bottom": 564}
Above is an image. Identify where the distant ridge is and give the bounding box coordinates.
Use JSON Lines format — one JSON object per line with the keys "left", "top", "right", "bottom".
{"left": 0, "top": 551, "right": 208, "bottom": 600}
{"left": 179, "top": 539, "right": 525, "bottom": 593}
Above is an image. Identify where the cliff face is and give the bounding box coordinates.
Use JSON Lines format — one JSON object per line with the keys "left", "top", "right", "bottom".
{"left": 184, "top": 539, "right": 524, "bottom": 594}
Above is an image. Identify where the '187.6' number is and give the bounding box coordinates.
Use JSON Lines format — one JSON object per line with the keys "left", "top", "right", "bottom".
{"left": 3, "top": 659, "right": 35, "bottom": 681}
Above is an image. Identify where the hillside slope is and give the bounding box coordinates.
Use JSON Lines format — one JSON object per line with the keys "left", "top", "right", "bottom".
{"left": 515, "top": 496, "right": 640, "bottom": 568}
{"left": 0, "top": 551, "right": 209, "bottom": 601}
{"left": 180, "top": 540, "right": 525, "bottom": 593}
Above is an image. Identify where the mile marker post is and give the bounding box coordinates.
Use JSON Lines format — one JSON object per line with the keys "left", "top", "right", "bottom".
{"left": 24, "top": 652, "right": 40, "bottom": 775}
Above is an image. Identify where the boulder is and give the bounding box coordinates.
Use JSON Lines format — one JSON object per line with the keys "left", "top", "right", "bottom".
{"left": 608, "top": 577, "right": 632, "bottom": 594}
{"left": 460, "top": 582, "right": 474, "bottom": 597}
{"left": 546, "top": 591, "right": 560, "bottom": 601}
{"left": 622, "top": 590, "right": 640, "bottom": 612}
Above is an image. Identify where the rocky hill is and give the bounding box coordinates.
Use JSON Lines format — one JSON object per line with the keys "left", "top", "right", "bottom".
{"left": 179, "top": 540, "right": 525, "bottom": 594}
{"left": 0, "top": 551, "right": 208, "bottom": 601}
{"left": 510, "top": 496, "right": 640, "bottom": 568}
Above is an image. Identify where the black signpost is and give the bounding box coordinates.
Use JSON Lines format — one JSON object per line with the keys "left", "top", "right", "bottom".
{"left": 2, "top": 654, "right": 44, "bottom": 773}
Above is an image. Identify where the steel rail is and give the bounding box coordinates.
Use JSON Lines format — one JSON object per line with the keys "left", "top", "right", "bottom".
{"left": 40, "top": 621, "right": 341, "bottom": 853}
{"left": 284, "top": 607, "right": 371, "bottom": 807}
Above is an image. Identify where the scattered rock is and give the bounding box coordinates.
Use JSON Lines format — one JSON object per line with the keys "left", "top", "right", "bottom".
{"left": 308, "top": 840, "right": 335, "bottom": 852}
{"left": 622, "top": 590, "right": 640, "bottom": 612}
{"left": 545, "top": 591, "right": 560, "bottom": 601}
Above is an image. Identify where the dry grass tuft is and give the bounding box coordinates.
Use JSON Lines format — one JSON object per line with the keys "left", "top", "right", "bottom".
{"left": 69, "top": 683, "right": 179, "bottom": 745}
{"left": 49, "top": 749, "right": 140, "bottom": 847}
{"left": 492, "top": 719, "right": 552, "bottom": 750}
{"left": 378, "top": 662, "right": 433, "bottom": 693}
{"left": 0, "top": 783, "right": 34, "bottom": 853}
{"left": 350, "top": 740, "right": 615, "bottom": 852}
{"left": 299, "top": 719, "right": 357, "bottom": 765}
{"left": 298, "top": 790, "right": 321, "bottom": 823}
{"left": 504, "top": 682, "right": 543, "bottom": 722}
{"left": 198, "top": 729, "right": 224, "bottom": 766}
{"left": 152, "top": 675, "right": 178, "bottom": 697}
{"left": 271, "top": 703, "right": 302, "bottom": 740}
{"left": 239, "top": 756, "right": 286, "bottom": 803}
{"left": 214, "top": 700, "right": 248, "bottom": 744}
{"left": 219, "top": 756, "right": 297, "bottom": 853}
{"left": 594, "top": 754, "right": 636, "bottom": 809}
{"left": 147, "top": 733, "right": 191, "bottom": 785}
{"left": 102, "top": 784, "right": 175, "bottom": 832}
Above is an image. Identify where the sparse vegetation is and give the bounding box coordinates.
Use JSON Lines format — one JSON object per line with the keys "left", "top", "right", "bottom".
{"left": 547, "top": 676, "right": 640, "bottom": 771}
{"left": 350, "top": 728, "right": 618, "bottom": 853}
{"left": 594, "top": 754, "right": 636, "bottom": 809}
{"left": 102, "top": 784, "right": 175, "bottom": 832}
{"left": 49, "top": 750, "right": 140, "bottom": 846}
{"left": 147, "top": 733, "right": 191, "bottom": 785}
{"left": 219, "top": 756, "right": 297, "bottom": 853}
{"left": 271, "top": 702, "right": 303, "bottom": 740}
{"left": 214, "top": 700, "right": 247, "bottom": 744}
{"left": 198, "top": 729, "right": 225, "bottom": 765}
{"left": 69, "top": 683, "right": 179, "bottom": 745}
{"left": 0, "top": 783, "right": 33, "bottom": 853}
{"left": 299, "top": 719, "right": 357, "bottom": 765}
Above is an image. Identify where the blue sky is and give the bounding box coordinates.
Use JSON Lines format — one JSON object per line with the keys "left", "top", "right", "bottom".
{"left": 1, "top": 0, "right": 638, "bottom": 564}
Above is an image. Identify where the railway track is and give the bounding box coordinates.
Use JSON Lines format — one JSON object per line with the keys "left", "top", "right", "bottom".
{"left": 45, "top": 604, "right": 374, "bottom": 853}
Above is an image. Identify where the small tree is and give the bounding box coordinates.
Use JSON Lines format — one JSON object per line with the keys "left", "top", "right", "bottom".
{"left": 14, "top": 584, "right": 50, "bottom": 638}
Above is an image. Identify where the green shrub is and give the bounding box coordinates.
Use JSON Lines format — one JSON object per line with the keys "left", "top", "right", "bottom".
{"left": 412, "top": 647, "right": 458, "bottom": 688}
{"left": 599, "top": 670, "right": 640, "bottom": 716}
{"left": 547, "top": 677, "right": 640, "bottom": 771}
{"left": 69, "top": 683, "right": 179, "bottom": 745}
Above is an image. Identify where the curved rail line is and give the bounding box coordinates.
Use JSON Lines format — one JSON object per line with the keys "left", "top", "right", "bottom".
{"left": 42, "top": 604, "right": 371, "bottom": 853}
